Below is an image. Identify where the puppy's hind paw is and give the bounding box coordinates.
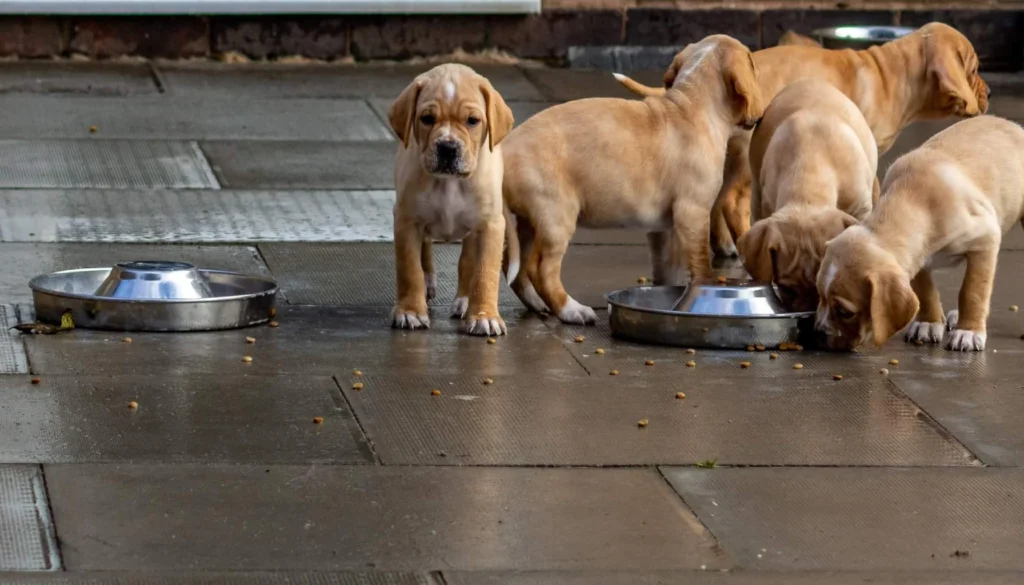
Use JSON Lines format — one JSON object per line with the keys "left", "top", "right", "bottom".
{"left": 463, "top": 312, "right": 507, "bottom": 336}
{"left": 425, "top": 273, "right": 438, "bottom": 301}
{"left": 712, "top": 241, "right": 739, "bottom": 258}
{"left": 392, "top": 308, "right": 430, "bottom": 330}
{"left": 905, "top": 321, "right": 945, "bottom": 344}
{"left": 945, "top": 309, "right": 959, "bottom": 330}
{"left": 557, "top": 297, "right": 598, "bottom": 325}
{"left": 945, "top": 328, "right": 986, "bottom": 352}
{"left": 516, "top": 282, "right": 550, "bottom": 315}
{"left": 450, "top": 296, "right": 469, "bottom": 319}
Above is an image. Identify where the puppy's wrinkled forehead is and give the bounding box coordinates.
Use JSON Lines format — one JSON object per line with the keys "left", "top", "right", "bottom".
{"left": 416, "top": 64, "right": 486, "bottom": 111}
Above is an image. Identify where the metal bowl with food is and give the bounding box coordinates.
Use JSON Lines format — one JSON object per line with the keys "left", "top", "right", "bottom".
{"left": 606, "top": 279, "right": 814, "bottom": 349}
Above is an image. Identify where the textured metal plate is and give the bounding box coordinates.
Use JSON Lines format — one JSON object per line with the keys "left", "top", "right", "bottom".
{"left": 663, "top": 467, "right": 1024, "bottom": 571}
{"left": 522, "top": 68, "right": 664, "bottom": 102}
{"left": 25, "top": 306, "right": 584, "bottom": 378}
{"left": 0, "top": 465, "right": 60, "bottom": 571}
{"left": 0, "top": 575, "right": 436, "bottom": 585}
{"left": 445, "top": 571, "right": 1024, "bottom": 585}
{"left": 0, "top": 62, "right": 157, "bottom": 95}
{"left": 369, "top": 98, "right": 556, "bottom": 130}
{"left": 160, "top": 63, "right": 546, "bottom": 101}
{"left": 0, "top": 189, "right": 395, "bottom": 243}
{"left": 0, "top": 304, "right": 29, "bottom": 373}
{"left": 44, "top": 465, "right": 728, "bottom": 571}
{"left": 0, "top": 243, "right": 267, "bottom": 304}
{"left": 0, "top": 96, "right": 391, "bottom": 141}
{"left": 202, "top": 141, "right": 395, "bottom": 189}
{"left": 0, "top": 140, "right": 218, "bottom": 190}
{"left": 343, "top": 373, "right": 972, "bottom": 466}
{"left": 259, "top": 243, "right": 521, "bottom": 307}
{"left": 0, "top": 375, "right": 372, "bottom": 464}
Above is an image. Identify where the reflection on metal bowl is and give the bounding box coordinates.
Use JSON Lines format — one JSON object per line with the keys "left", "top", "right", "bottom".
{"left": 606, "top": 280, "right": 814, "bottom": 349}
{"left": 811, "top": 26, "right": 915, "bottom": 50}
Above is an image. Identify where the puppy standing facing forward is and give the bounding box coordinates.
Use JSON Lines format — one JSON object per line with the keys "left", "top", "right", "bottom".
{"left": 816, "top": 116, "right": 1024, "bottom": 352}
{"left": 738, "top": 79, "right": 878, "bottom": 312}
{"left": 388, "top": 64, "right": 514, "bottom": 336}
{"left": 502, "top": 35, "right": 764, "bottom": 324}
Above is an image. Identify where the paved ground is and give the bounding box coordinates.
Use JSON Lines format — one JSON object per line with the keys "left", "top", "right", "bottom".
{"left": 1, "top": 60, "right": 1024, "bottom": 583}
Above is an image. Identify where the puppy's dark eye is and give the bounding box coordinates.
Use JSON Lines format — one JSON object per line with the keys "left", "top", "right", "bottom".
{"left": 466, "top": 116, "right": 481, "bottom": 127}
{"left": 420, "top": 114, "right": 436, "bottom": 125}
{"left": 834, "top": 305, "right": 854, "bottom": 320}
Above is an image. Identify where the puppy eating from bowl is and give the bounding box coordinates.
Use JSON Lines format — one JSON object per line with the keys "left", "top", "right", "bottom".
{"left": 388, "top": 63, "right": 514, "bottom": 336}
{"left": 815, "top": 116, "right": 1024, "bottom": 352}
{"left": 738, "top": 79, "right": 878, "bottom": 313}
{"left": 501, "top": 35, "right": 764, "bottom": 324}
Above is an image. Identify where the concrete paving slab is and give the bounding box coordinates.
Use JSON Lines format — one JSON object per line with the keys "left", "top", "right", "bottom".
{"left": 522, "top": 68, "right": 664, "bottom": 102}
{"left": 343, "top": 372, "right": 972, "bottom": 466}
{"left": 0, "top": 189, "right": 395, "bottom": 243}
{"left": 662, "top": 467, "right": 1024, "bottom": 571}
{"left": 369, "top": 98, "right": 557, "bottom": 130}
{"left": 0, "top": 575, "right": 437, "bottom": 585}
{"left": 445, "top": 570, "right": 1024, "bottom": 585}
{"left": 0, "top": 375, "right": 372, "bottom": 465}
{"left": 259, "top": 242, "right": 521, "bottom": 307}
{"left": 0, "top": 140, "right": 218, "bottom": 190}
{"left": 44, "top": 464, "right": 729, "bottom": 571}
{"left": 0, "top": 465, "right": 59, "bottom": 571}
{"left": 159, "top": 63, "right": 547, "bottom": 101}
{"left": 24, "top": 306, "right": 584, "bottom": 378}
{"left": 202, "top": 141, "right": 395, "bottom": 189}
{"left": 0, "top": 96, "right": 390, "bottom": 142}
{"left": 0, "top": 62, "right": 157, "bottom": 96}
{"left": 0, "top": 243, "right": 267, "bottom": 304}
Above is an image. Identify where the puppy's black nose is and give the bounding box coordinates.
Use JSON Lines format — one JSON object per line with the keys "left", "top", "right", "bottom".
{"left": 436, "top": 141, "right": 459, "bottom": 163}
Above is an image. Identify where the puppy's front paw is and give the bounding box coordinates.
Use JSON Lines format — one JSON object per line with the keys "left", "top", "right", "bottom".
{"left": 945, "top": 328, "right": 986, "bottom": 352}
{"left": 425, "top": 273, "right": 438, "bottom": 301}
{"left": 557, "top": 297, "right": 598, "bottom": 325}
{"left": 392, "top": 307, "right": 430, "bottom": 330}
{"left": 905, "top": 321, "right": 945, "bottom": 344}
{"left": 945, "top": 309, "right": 959, "bottom": 330}
{"left": 463, "top": 310, "right": 506, "bottom": 336}
{"left": 450, "top": 296, "right": 469, "bottom": 319}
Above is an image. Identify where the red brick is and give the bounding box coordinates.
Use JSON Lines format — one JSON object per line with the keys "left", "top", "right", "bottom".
{"left": 349, "top": 15, "right": 488, "bottom": 61}
{"left": 0, "top": 17, "right": 63, "bottom": 58}
{"left": 69, "top": 17, "right": 208, "bottom": 59}
{"left": 487, "top": 10, "right": 626, "bottom": 59}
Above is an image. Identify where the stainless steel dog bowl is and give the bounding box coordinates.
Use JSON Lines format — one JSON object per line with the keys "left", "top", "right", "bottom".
{"left": 812, "top": 26, "right": 915, "bottom": 50}
{"left": 29, "top": 261, "right": 278, "bottom": 332}
{"left": 606, "top": 280, "right": 814, "bottom": 349}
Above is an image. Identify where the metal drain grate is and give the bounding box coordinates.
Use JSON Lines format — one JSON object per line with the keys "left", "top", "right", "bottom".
{"left": 0, "top": 465, "right": 60, "bottom": 571}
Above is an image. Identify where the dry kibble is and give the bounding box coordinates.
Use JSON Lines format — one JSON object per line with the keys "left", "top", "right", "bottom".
{"left": 685, "top": 348, "right": 696, "bottom": 355}
{"left": 122, "top": 337, "right": 132, "bottom": 344}
{"left": 127, "top": 401, "right": 138, "bottom": 409}
{"left": 353, "top": 369, "right": 363, "bottom": 376}
{"left": 312, "top": 417, "right": 324, "bottom": 425}
{"left": 637, "top": 276, "right": 648, "bottom": 284}
{"left": 889, "top": 359, "right": 899, "bottom": 366}
{"left": 740, "top": 361, "right": 751, "bottom": 369}
{"left": 637, "top": 419, "right": 649, "bottom": 428}
{"left": 242, "top": 355, "right": 253, "bottom": 363}
{"left": 755, "top": 344, "right": 765, "bottom": 351}
{"left": 769, "top": 353, "right": 779, "bottom": 360}
{"left": 487, "top": 338, "right": 497, "bottom": 345}
{"left": 879, "top": 368, "right": 890, "bottom": 375}
{"left": 352, "top": 382, "right": 364, "bottom": 390}
{"left": 269, "top": 321, "right": 279, "bottom": 328}
{"left": 245, "top": 336, "right": 256, "bottom": 344}
{"left": 269, "top": 308, "right": 277, "bottom": 318}
{"left": 676, "top": 392, "right": 686, "bottom": 400}
{"left": 645, "top": 359, "right": 655, "bottom": 366}
{"left": 610, "top": 369, "right": 619, "bottom": 376}
{"left": 833, "top": 374, "right": 844, "bottom": 381}
{"left": 716, "top": 276, "right": 728, "bottom": 284}
{"left": 686, "top": 360, "right": 696, "bottom": 368}
{"left": 746, "top": 345, "right": 755, "bottom": 352}
{"left": 88, "top": 125, "right": 97, "bottom": 133}
{"left": 792, "top": 363, "right": 804, "bottom": 370}
{"left": 574, "top": 335, "right": 585, "bottom": 343}
{"left": 483, "top": 378, "right": 494, "bottom": 385}
{"left": 701, "top": 328, "right": 710, "bottom": 333}
{"left": 595, "top": 348, "right": 605, "bottom": 355}
{"left": 30, "top": 377, "right": 40, "bottom": 385}
{"left": 430, "top": 389, "right": 441, "bottom": 396}
{"left": 1012, "top": 305, "right": 1019, "bottom": 312}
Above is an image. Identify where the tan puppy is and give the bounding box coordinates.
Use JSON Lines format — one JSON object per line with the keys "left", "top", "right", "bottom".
{"left": 738, "top": 79, "right": 878, "bottom": 312}
{"left": 816, "top": 116, "right": 1024, "bottom": 352}
{"left": 615, "top": 23, "right": 990, "bottom": 256}
{"left": 388, "top": 63, "right": 514, "bottom": 336}
{"left": 502, "top": 35, "right": 764, "bottom": 324}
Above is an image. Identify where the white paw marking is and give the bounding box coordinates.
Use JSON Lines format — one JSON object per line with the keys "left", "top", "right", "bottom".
{"left": 905, "top": 321, "right": 945, "bottom": 344}
{"left": 945, "top": 328, "right": 986, "bottom": 352}
{"left": 464, "top": 315, "right": 507, "bottom": 336}
{"left": 517, "top": 282, "right": 549, "bottom": 314}
{"left": 425, "top": 273, "right": 437, "bottom": 301}
{"left": 450, "top": 296, "right": 469, "bottom": 319}
{"left": 558, "top": 297, "right": 598, "bottom": 325}
{"left": 946, "top": 309, "right": 959, "bottom": 330}
{"left": 392, "top": 309, "right": 430, "bottom": 330}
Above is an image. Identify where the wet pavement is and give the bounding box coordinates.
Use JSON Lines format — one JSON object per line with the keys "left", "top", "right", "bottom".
{"left": 1, "top": 60, "right": 1024, "bottom": 583}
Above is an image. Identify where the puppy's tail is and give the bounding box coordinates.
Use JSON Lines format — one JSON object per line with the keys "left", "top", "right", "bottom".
{"left": 502, "top": 205, "right": 521, "bottom": 284}
{"left": 612, "top": 72, "right": 667, "bottom": 98}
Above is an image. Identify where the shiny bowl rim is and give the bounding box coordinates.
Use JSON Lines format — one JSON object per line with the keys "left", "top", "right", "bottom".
{"left": 29, "top": 267, "right": 279, "bottom": 304}
{"left": 605, "top": 285, "right": 815, "bottom": 320}
{"left": 811, "top": 25, "right": 916, "bottom": 41}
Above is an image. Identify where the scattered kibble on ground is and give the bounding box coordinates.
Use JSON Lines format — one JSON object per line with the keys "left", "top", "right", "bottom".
{"left": 245, "top": 336, "right": 256, "bottom": 344}
{"left": 755, "top": 344, "right": 765, "bottom": 351}
{"left": 746, "top": 345, "right": 755, "bottom": 352}
{"left": 889, "top": 359, "right": 899, "bottom": 366}
{"left": 127, "top": 401, "right": 138, "bottom": 409}
{"left": 483, "top": 378, "right": 494, "bottom": 385}
{"left": 685, "top": 348, "right": 696, "bottom": 355}
{"left": 1012, "top": 305, "right": 1019, "bottom": 312}
{"left": 696, "top": 459, "right": 717, "bottom": 469}
{"left": 269, "top": 321, "right": 279, "bottom": 328}
{"left": 574, "top": 335, "right": 585, "bottom": 343}
{"left": 353, "top": 382, "right": 364, "bottom": 390}
{"left": 242, "top": 356, "right": 253, "bottom": 363}
{"left": 914, "top": 339, "right": 924, "bottom": 346}
{"left": 269, "top": 308, "right": 277, "bottom": 318}
{"left": 430, "top": 389, "right": 440, "bottom": 396}
{"left": 676, "top": 392, "right": 686, "bottom": 400}
{"left": 769, "top": 353, "right": 779, "bottom": 360}
{"left": 353, "top": 369, "right": 363, "bottom": 376}
{"left": 833, "top": 374, "right": 844, "bottom": 381}
{"left": 595, "top": 348, "right": 605, "bottom": 355}
{"left": 312, "top": 417, "right": 324, "bottom": 425}
{"left": 644, "top": 359, "right": 655, "bottom": 366}
{"left": 637, "top": 277, "right": 648, "bottom": 284}
{"left": 88, "top": 125, "right": 97, "bottom": 133}
{"left": 30, "top": 377, "right": 40, "bottom": 385}
{"left": 487, "top": 338, "right": 497, "bottom": 345}
{"left": 792, "top": 363, "right": 804, "bottom": 370}
{"left": 740, "top": 361, "right": 751, "bottom": 369}
{"left": 879, "top": 368, "right": 890, "bottom": 375}
{"left": 637, "top": 419, "right": 649, "bottom": 428}
{"left": 610, "top": 369, "right": 619, "bottom": 376}
{"left": 686, "top": 360, "right": 696, "bottom": 368}
{"left": 123, "top": 337, "right": 132, "bottom": 344}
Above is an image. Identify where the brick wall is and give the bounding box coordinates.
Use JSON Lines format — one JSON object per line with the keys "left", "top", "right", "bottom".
{"left": 0, "top": 5, "right": 1020, "bottom": 71}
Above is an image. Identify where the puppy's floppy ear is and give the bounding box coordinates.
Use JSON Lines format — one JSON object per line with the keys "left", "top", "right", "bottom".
{"left": 480, "top": 80, "right": 514, "bottom": 151}
{"left": 663, "top": 52, "right": 686, "bottom": 88}
{"left": 924, "top": 26, "right": 981, "bottom": 117}
{"left": 388, "top": 79, "right": 423, "bottom": 149}
{"left": 868, "top": 270, "right": 919, "bottom": 347}
{"left": 738, "top": 219, "right": 781, "bottom": 284}
{"left": 724, "top": 49, "right": 765, "bottom": 129}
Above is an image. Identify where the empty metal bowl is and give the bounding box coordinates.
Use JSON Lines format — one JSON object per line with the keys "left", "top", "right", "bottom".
{"left": 29, "top": 261, "right": 278, "bottom": 332}
{"left": 606, "top": 279, "right": 814, "bottom": 349}
{"left": 812, "top": 26, "right": 915, "bottom": 50}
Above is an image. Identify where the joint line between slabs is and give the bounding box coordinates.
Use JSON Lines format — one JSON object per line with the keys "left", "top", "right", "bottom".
{"left": 331, "top": 375, "right": 383, "bottom": 465}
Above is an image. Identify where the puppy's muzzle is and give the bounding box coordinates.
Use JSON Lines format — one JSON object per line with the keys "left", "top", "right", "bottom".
{"left": 431, "top": 139, "right": 465, "bottom": 176}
